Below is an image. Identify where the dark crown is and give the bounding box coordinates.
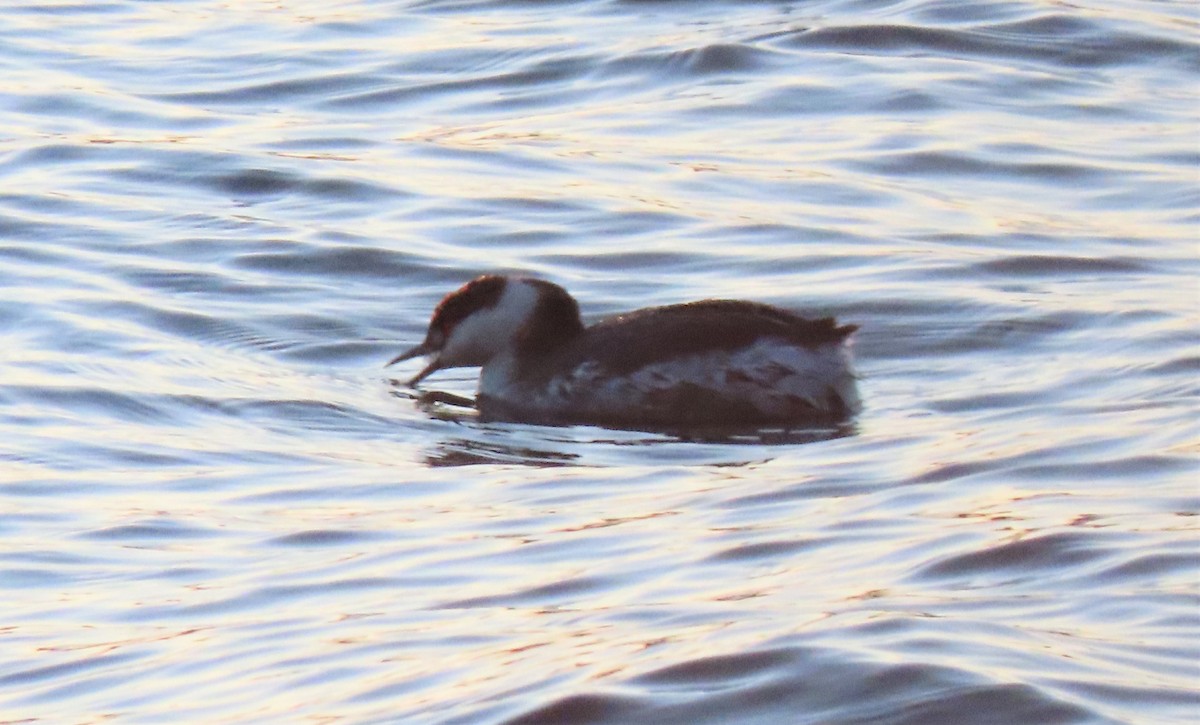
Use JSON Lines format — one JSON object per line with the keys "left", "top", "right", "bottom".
{"left": 430, "top": 275, "right": 507, "bottom": 334}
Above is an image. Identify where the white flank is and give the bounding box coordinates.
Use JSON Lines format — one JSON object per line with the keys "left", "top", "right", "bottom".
{"left": 485, "top": 337, "right": 859, "bottom": 421}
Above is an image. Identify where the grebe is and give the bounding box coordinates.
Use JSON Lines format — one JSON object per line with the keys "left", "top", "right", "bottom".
{"left": 387, "top": 275, "right": 860, "bottom": 428}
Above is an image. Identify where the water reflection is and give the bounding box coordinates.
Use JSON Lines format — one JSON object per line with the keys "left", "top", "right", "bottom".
{"left": 424, "top": 437, "right": 580, "bottom": 468}
{"left": 396, "top": 383, "right": 858, "bottom": 466}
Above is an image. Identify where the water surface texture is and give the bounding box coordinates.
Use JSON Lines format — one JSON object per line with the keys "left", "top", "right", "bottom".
{"left": 2, "top": 1, "right": 1197, "bottom": 723}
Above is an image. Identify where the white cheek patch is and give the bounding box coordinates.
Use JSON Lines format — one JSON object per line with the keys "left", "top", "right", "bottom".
{"left": 440, "top": 280, "right": 540, "bottom": 368}
{"left": 440, "top": 310, "right": 494, "bottom": 366}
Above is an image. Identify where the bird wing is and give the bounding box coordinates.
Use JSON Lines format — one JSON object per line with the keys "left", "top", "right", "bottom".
{"left": 544, "top": 300, "right": 854, "bottom": 377}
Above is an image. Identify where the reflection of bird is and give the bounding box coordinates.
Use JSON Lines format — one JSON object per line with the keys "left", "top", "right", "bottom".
{"left": 389, "top": 275, "right": 860, "bottom": 428}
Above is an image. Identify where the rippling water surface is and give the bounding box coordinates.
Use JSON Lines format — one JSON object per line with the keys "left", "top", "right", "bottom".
{"left": 2, "top": 1, "right": 1197, "bottom": 723}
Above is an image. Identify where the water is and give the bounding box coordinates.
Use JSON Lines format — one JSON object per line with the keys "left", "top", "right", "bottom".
{"left": 1, "top": 0, "right": 1197, "bottom": 722}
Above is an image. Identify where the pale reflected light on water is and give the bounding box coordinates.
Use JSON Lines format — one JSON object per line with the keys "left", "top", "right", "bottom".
{"left": 1, "top": 0, "right": 1198, "bottom": 723}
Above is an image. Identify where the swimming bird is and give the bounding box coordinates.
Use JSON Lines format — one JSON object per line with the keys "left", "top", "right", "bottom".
{"left": 387, "top": 275, "right": 860, "bottom": 428}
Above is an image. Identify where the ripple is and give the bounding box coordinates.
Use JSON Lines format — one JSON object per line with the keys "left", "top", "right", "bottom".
{"left": 666, "top": 43, "right": 773, "bottom": 75}
{"left": 233, "top": 244, "right": 425, "bottom": 280}
{"left": 705, "top": 537, "right": 830, "bottom": 563}
{"left": 780, "top": 19, "right": 1200, "bottom": 70}
{"left": 150, "top": 72, "right": 380, "bottom": 105}
{"left": 0, "top": 652, "right": 142, "bottom": 689}
{"left": 81, "top": 519, "right": 222, "bottom": 542}
{"left": 113, "top": 163, "right": 401, "bottom": 203}
{"left": 327, "top": 56, "right": 590, "bottom": 110}
{"left": 9, "top": 386, "right": 179, "bottom": 425}
{"left": 915, "top": 532, "right": 1110, "bottom": 582}
{"left": 91, "top": 299, "right": 274, "bottom": 351}
{"left": 268, "top": 529, "right": 377, "bottom": 547}
{"left": 437, "top": 575, "right": 617, "bottom": 609}
{"left": 503, "top": 644, "right": 1103, "bottom": 725}
{"left": 970, "top": 255, "right": 1152, "bottom": 277}
{"left": 632, "top": 648, "right": 797, "bottom": 684}
{"left": 849, "top": 150, "right": 1110, "bottom": 184}
{"left": 0, "top": 0, "right": 1195, "bottom": 722}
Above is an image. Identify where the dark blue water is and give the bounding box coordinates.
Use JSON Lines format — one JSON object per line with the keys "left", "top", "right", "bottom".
{"left": 1, "top": 1, "right": 1197, "bottom": 722}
